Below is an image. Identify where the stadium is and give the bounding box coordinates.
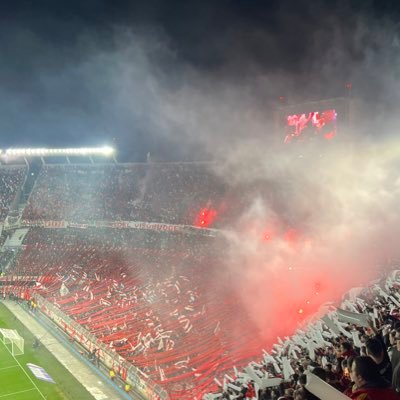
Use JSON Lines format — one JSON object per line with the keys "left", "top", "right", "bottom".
{"left": 0, "top": 124, "right": 400, "bottom": 400}
{"left": 1, "top": 145, "right": 302, "bottom": 400}
{"left": 2, "top": 2, "right": 400, "bottom": 400}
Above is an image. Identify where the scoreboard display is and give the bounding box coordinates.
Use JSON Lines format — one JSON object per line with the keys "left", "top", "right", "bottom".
{"left": 277, "top": 97, "right": 349, "bottom": 145}
{"left": 284, "top": 109, "right": 337, "bottom": 144}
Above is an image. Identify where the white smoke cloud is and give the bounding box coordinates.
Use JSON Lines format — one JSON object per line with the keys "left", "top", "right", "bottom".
{"left": 81, "top": 14, "right": 400, "bottom": 341}
{"left": 5, "top": 3, "right": 400, "bottom": 343}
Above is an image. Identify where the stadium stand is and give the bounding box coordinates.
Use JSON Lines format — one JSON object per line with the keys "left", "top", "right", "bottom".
{"left": 203, "top": 273, "right": 400, "bottom": 400}
{"left": 8, "top": 230, "right": 400, "bottom": 399}
{"left": 6, "top": 228, "right": 264, "bottom": 399}
{"left": 23, "top": 163, "right": 224, "bottom": 225}
{"left": 3, "top": 162, "right": 400, "bottom": 399}
{"left": 0, "top": 166, "right": 26, "bottom": 221}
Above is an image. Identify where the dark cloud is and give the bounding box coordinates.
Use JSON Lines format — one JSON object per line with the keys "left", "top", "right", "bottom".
{"left": 0, "top": 0, "right": 398, "bottom": 160}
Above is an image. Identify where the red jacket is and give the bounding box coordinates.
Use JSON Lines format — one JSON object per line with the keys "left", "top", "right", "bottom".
{"left": 246, "top": 383, "right": 256, "bottom": 398}
{"left": 349, "top": 386, "right": 399, "bottom": 400}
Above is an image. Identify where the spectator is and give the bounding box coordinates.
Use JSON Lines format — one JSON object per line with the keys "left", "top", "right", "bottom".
{"left": 245, "top": 381, "right": 256, "bottom": 399}
{"left": 365, "top": 337, "right": 392, "bottom": 382}
{"left": 348, "top": 356, "right": 398, "bottom": 399}
{"left": 341, "top": 341, "right": 358, "bottom": 359}
{"left": 310, "top": 367, "right": 326, "bottom": 381}
{"left": 391, "top": 329, "right": 400, "bottom": 393}
{"left": 109, "top": 369, "right": 116, "bottom": 381}
{"left": 388, "top": 330, "right": 398, "bottom": 362}
{"left": 324, "top": 363, "right": 341, "bottom": 390}
{"left": 9, "top": 161, "right": 400, "bottom": 400}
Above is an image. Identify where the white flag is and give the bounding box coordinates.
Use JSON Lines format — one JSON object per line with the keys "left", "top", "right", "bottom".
{"left": 59, "top": 283, "right": 69, "bottom": 297}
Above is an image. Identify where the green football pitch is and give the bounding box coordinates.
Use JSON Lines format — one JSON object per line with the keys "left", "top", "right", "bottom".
{"left": 0, "top": 303, "right": 95, "bottom": 400}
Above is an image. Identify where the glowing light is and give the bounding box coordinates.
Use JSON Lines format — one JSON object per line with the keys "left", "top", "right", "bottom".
{"left": 261, "top": 227, "right": 274, "bottom": 243}
{"left": 298, "top": 308, "right": 304, "bottom": 314}
{"left": 284, "top": 108, "right": 337, "bottom": 144}
{"left": 284, "top": 228, "right": 299, "bottom": 245}
{"left": 3, "top": 146, "right": 115, "bottom": 157}
{"left": 99, "top": 146, "right": 114, "bottom": 156}
{"left": 324, "top": 131, "right": 335, "bottom": 140}
{"left": 194, "top": 207, "right": 217, "bottom": 228}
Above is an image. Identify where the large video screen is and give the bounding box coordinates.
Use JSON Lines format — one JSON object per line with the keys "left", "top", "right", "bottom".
{"left": 284, "top": 109, "right": 337, "bottom": 144}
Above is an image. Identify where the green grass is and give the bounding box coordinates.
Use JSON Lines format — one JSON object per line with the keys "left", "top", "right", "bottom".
{"left": 0, "top": 303, "right": 95, "bottom": 400}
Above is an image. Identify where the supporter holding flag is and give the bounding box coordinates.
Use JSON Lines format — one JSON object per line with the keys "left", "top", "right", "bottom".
{"left": 245, "top": 380, "right": 256, "bottom": 399}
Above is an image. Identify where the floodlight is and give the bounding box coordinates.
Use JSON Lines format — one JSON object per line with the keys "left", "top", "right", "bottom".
{"left": 4, "top": 146, "right": 115, "bottom": 157}
{"left": 100, "top": 146, "right": 115, "bottom": 156}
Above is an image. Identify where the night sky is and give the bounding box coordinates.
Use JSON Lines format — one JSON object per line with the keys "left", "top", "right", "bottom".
{"left": 1, "top": 0, "right": 400, "bottom": 161}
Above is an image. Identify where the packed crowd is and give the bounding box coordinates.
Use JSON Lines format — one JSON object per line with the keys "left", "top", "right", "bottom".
{"left": 204, "top": 272, "right": 400, "bottom": 400}
{"left": 23, "top": 163, "right": 224, "bottom": 225}
{"left": 5, "top": 162, "right": 400, "bottom": 400}
{"left": 7, "top": 227, "right": 260, "bottom": 399}
{"left": 0, "top": 166, "right": 26, "bottom": 221}
{"left": 8, "top": 227, "right": 400, "bottom": 400}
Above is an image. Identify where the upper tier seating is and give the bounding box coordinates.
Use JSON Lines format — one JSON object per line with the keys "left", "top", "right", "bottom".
{"left": 0, "top": 166, "right": 26, "bottom": 221}
{"left": 23, "top": 164, "right": 224, "bottom": 226}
